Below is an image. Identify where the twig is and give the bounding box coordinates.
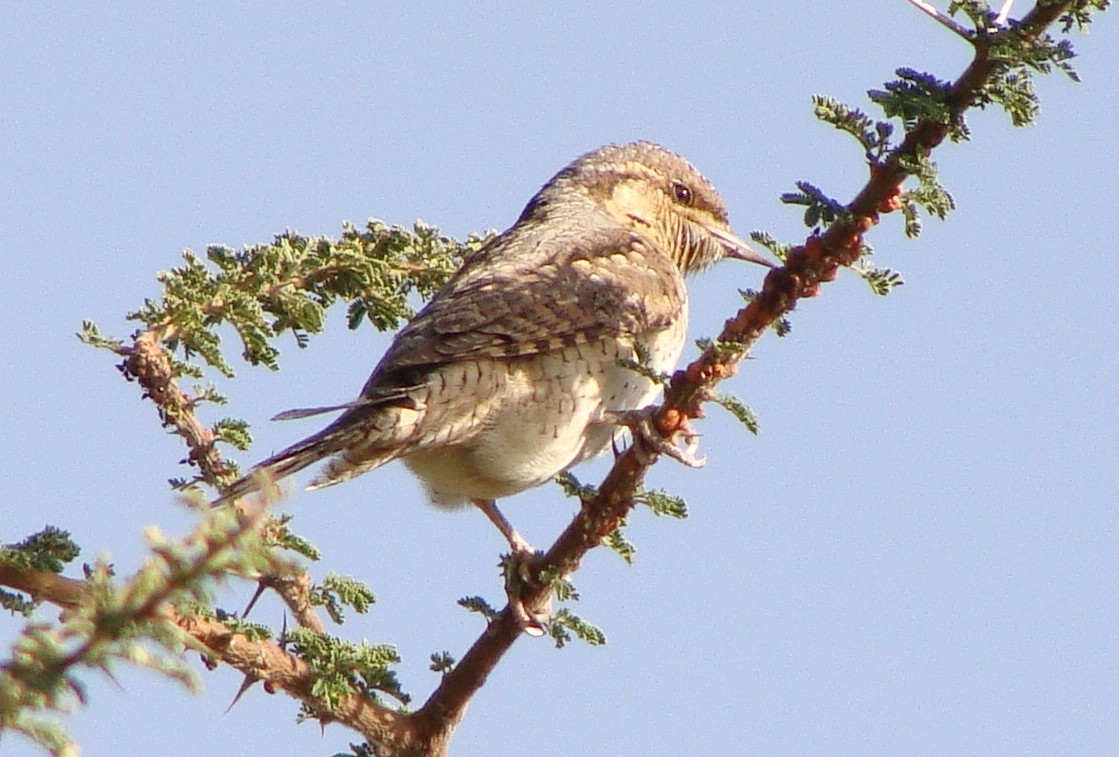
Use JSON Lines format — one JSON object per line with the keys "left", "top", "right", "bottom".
{"left": 126, "top": 329, "right": 239, "bottom": 487}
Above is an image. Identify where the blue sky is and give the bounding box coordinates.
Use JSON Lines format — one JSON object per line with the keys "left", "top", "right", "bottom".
{"left": 3, "top": 4, "right": 1117, "bottom": 756}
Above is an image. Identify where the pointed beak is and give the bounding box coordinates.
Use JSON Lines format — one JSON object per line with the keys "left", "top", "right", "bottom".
{"left": 709, "top": 225, "right": 775, "bottom": 268}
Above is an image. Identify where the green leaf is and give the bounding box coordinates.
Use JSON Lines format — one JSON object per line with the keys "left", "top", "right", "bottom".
{"left": 550, "top": 608, "right": 606, "bottom": 649}
{"left": 710, "top": 394, "right": 760, "bottom": 435}
{"left": 616, "top": 340, "right": 671, "bottom": 385}
{"left": 635, "top": 488, "right": 688, "bottom": 519}
{"left": 869, "top": 68, "right": 969, "bottom": 142}
{"left": 852, "top": 263, "right": 905, "bottom": 296}
{"left": 748, "top": 230, "right": 793, "bottom": 262}
{"left": 429, "top": 651, "right": 455, "bottom": 675}
{"left": 0, "top": 588, "right": 38, "bottom": 615}
{"left": 1, "top": 526, "right": 81, "bottom": 573}
{"left": 695, "top": 337, "right": 747, "bottom": 363}
{"left": 213, "top": 609, "right": 274, "bottom": 642}
{"left": 311, "top": 573, "right": 377, "bottom": 624}
{"left": 267, "top": 515, "right": 322, "bottom": 561}
{"left": 781, "top": 181, "right": 850, "bottom": 228}
{"left": 555, "top": 471, "right": 599, "bottom": 503}
{"left": 540, "top": 570, "right": 580, "bottom": 602}
{"left": 77, "top": 320, "right": 125, "bottom": 353}
{"left": 602, "top": 519, "right": 636, "bottom": 564}
{"left": 288, "top": 628, "right": 407, "bottom": 710}
{"left": 458, "top": 595, "right": 499, "bottom": 621}
{"left": 812, "top": 94, "right": 894, "bottom": 160}
{"left": 898, "top": 153, "right": 956, "bottom": 223}
{"left": 212, "top": 418, "right": 252, "bottom": 451}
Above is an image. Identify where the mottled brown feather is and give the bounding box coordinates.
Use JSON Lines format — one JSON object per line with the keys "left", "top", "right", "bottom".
{"left": 213, "top": 141, "right": 766, "bottom": 508}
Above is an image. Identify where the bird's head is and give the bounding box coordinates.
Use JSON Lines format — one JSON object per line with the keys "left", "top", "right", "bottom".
{"left": 526, "top": 141, "right": 773, "bottom": 275}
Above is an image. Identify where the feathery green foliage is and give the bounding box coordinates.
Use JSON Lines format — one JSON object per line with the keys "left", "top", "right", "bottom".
{"left": 710, "top": 394, "right": 761, "bottom": 437}
{"left": 286, "top": 628, "right": 407, "bottom": 710}
{"left": 429, "top": 651, "right": 456, "bottom": 675}
{"left": 549, "top": 609, "right": 607, "bottom": 649}
{"left": 616, "top": 340, "right": 673, "bottom": 385}
{"left": 603, "top": 520, "right": 638, "bottom": 564}
{"left": 635, "top": 488, "right": 689, "bottom": 519}
{"left": 311, "top": 573, "right": 377, "bottom": 625}
{"left": 1, "top": 505, "right": 293, "bottom": 756}
{"left": 1, "top": 528, "right": 80, "bottom": 580}
{"left": 212, "top": 609, "right": 275, "bottom": 642}
{"left": 555, "top": 471, "right": 600, "bottom": 504}
{"left": 781, "top": 181, "right": 851, "bottom": 229}
{"left": 457, "top": 595, "right": 499, "bottom": 622}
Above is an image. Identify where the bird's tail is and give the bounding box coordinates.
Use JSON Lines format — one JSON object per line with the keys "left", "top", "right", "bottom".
{"left": 209, "top": 429, "right": 339, "bottom": 507}
{"left": 211, "top": 416, "right": 398, "bottom": 508}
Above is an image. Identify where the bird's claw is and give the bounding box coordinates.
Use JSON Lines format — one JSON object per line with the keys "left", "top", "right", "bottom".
{"left": 502, "top": 549, "right": 552, "bottom": 637}
{"left": 606, "top": 406, "right": 706, "bottom": 468}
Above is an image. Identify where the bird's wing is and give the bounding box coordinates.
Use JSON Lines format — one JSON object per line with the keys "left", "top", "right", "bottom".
{"left": 359, "top": 214, "right": 686, "bottom": 398}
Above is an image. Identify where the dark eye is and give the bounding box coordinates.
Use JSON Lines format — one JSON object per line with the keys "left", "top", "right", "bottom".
{"left": 671, "top": 181, "right": 693, "bottom": 206}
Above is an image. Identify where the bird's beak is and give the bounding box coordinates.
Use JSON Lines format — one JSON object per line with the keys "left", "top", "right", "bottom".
{"left": 709, "top": 226, "right": 775, "bottom": 268}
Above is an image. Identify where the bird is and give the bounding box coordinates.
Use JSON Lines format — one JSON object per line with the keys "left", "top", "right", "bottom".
{"left": 217, "top": 141, "right": 771, "bottom": 567}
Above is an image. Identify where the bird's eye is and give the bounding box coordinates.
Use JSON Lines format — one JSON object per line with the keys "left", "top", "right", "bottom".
{"left": 671, "top": 181, "right": 693, "bottom": 206}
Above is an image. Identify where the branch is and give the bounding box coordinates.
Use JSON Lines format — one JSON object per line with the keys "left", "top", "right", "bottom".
{"left": 0, "top": 562, "right": 410, "bottom": 750}
{"left": 126, "top": 329, "right": 239, "bottom": 488}
{"left": 15, "top": 222, "right": 486, "bottom": 754}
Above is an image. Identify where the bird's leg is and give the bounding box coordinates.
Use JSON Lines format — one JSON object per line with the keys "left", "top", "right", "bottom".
{"left": 603, "top": 406, "right": 706, "bottom": 468}
{"left": 471, "top": 497, "right": 533, "bottom": 554}
{"left": 471, "top": 498, "right": 551, "bottom": 636}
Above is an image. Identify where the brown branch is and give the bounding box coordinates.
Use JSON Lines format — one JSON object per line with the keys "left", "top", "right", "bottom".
{"left": 126, "top": 329, "right": 238, "bottom": 488}
{"left": 125, "top": 327, "right": 333, "bottom": 637}
{"left": 179, "top": 613, "right": 409, "bottom": 745}
{"left": 0, "top": 562, "right": 409, "bottom": 749}
{"left": 256, "top": 572, "right": 327, "bottom": 634}
{"left": 0, "top": 565, "right": 83, "bottom": 608}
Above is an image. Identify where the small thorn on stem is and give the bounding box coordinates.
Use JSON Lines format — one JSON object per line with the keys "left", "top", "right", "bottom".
{"left": 905, "top": 0, "right": 973, "bottom": 39}
{"left": 994, "top": 0, "right": 1015, "bottom": 26}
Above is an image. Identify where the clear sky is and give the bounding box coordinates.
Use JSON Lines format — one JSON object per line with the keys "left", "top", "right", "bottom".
{"left": 3, "top": 4, "right": 1117, "bottom": 756}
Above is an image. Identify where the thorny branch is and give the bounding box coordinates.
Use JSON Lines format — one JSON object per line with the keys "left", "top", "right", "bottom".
{"left": 0, "top": 562, "right": 412, "bottom": 750}
{"left": 124, "top": 328, "right": 331, "bottom": 634}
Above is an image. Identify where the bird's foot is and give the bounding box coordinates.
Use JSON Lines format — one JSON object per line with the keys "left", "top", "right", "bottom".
{"left": 502, "top": 549, "right": 552, "bottom": 637}
{"left": 605, "top": 406, "right": 706, "bottom": 468}
{"left": 471, "top": 497, "right": 552, "bottom": 635}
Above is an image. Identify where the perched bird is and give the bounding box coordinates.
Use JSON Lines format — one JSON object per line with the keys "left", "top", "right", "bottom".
{"left": 217, "top": 141, "right": 771, "bottom": 559}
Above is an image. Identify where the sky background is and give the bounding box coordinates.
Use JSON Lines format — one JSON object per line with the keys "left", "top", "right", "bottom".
{"left": 3, "top": 4, "right": 1117, "bottom": 756}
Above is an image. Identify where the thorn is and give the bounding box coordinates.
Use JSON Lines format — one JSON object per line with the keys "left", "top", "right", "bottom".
{"left": 241, "top": 581, "right": 267, "bottom": 618}
{"left": 102, "top": 668, "right": 125, "bottom": 692}
{"left": 611, "top": 432, "right": 626, "bottom": 459}
{"left": 994, "top": 0, "right": 1014, "bottom": 25}
{"left": 224, "top": 675, "right": 257, "bottom": 714}
{"left": 904, "top": 0, "right": 973, "bottom": 39}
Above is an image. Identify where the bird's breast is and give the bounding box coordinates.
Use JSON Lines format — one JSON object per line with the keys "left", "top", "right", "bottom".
{"left": 402, "top": 317, "right": 687, "bottom": 508}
